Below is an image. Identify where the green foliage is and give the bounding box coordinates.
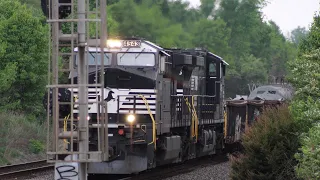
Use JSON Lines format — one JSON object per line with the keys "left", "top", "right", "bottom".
{"left": 19, "top": 0, "right": 40, "bottom": 9}
{"left": 192, "top": 18, "right": 232, "bottom": 58}
{"left": 0, "top": 0, "right": 48, "bottom": 116}
{"left": 290, "top": 26, "right": 309, "bottom": 47}
{"left": 298, "top": 13, "right": 320, "bottom": 55}
{"left": 200, "top": 0, "right": 216, "bottom": 18}
{"left": 109, "top": 0, "right": 191, "bottom": 48}
{"left": 289, "top": 98, "right": 320, "bottom": 132}
{"left": 230, "top": 105, "right": 301, "bottom": 180}
{"left": 217, "top": 0, "right": 296, "bottom": 96}
{"left": 0, "top": 63, "right": 17, "bottom": 92}
{"left": 29, "top": 139, "right": 45, "bottom": 154}
{"left": 288, "top": 49, "right": 320, "bottom": 99}
{"left": 295, "top": 124, "right": 320, "bottom": 180}
{"left": 287, "top": 12, "right": 320, "bottom": 180}
{"left": 240, "top": 54, "right": 268, "bottom": 83}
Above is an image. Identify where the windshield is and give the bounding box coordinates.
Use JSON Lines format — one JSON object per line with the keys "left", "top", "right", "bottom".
{"left": 117, "top": 53, "right": 155, "bottom": 66}
{"left": 75, "top": 52, "right": 112, "bottom": 66}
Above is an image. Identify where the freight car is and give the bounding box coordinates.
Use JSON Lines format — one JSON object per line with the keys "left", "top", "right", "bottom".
{"left": 224, "top": 83, "right": 293, "bottom": 145}
{"left": 247, "top": 84, "right": 293, "bottom": 101}
{"left": 45, "top": 38, "right": 229, "bottom": 175}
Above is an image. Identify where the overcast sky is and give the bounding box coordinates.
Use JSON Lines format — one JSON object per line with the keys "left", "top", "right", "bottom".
{"left": 187, "top": 0, "right": 320, "bottom": 34}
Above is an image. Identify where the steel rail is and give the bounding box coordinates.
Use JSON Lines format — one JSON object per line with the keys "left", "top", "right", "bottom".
{"left": 0, "top": 160, "right": 53, "bottom": 179}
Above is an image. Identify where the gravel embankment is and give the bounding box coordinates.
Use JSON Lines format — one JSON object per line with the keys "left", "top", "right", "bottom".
{"left": 164, "top": 161, "right": 231, "bottom": 180}
{"left": 23, "top": 170, "right": 54, "bottom": 180}
{"left": 22, "top": 161, "right": 231, "bottom": 180}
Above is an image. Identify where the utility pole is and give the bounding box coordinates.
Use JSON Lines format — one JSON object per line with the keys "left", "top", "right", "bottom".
{"left": 77, "top": 0, "right": 88, "bottom": 179}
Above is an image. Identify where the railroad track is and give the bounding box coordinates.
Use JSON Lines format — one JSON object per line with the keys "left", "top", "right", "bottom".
{"left": 131, "top": 154, "right": 229, "bottom": 180}
{"left": 89, "top": 153, "right": 229, "bottom": 180}
{"left": 0, "top": 159, "right": 53, "bottom": 179}
{"left": 0, "top": 153, "right": 228, "bottom": 180}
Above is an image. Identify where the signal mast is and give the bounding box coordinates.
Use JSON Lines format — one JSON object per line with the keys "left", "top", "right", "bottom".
{"left": 46, "top": 0, "right": 108, "bottom": 179}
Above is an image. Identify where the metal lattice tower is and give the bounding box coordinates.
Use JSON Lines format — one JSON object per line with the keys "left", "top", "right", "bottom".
{"left": 46, "top": 0, "right": 108, "bottom": 179}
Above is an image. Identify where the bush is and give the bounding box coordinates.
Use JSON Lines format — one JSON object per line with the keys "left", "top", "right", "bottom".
{"left": 29, "top": 139, "right": 45, "bottom": 154}
{"left": 0, "top": 111, "right": 47, "bottom": 165}
{"left": 230, "top": 105, "right": 301, "bottom": 180}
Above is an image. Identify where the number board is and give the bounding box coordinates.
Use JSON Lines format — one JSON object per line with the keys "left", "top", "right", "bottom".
{"left": 122, "top": 40, "right": 142, "bottom": 48}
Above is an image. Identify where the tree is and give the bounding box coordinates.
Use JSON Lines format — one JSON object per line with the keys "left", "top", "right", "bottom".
{"left": 295, "top": 124, "right": 320, "bottom": 180}
{"left": 192, "top": 18, "right": 232, "bottom": 57}
{"left": 288, "top": 49, "right": 320, "bottom": 99}
{"left": 288, "top": 49, "right": 320, "bottom": 180}
{"left": 200, "top": 0, "right": 216, "bottom": 18}
{"left": 225, "top": 54, "right": 268, "bottom": 96}
{"left": 166, "top": 0, "right": 202, "bottom": 30}
{"left": 290, "top": 26, "right": 309, "bottom": 46}
{"left": 215, "top": 0, "right": 297, "bottom": 97}
{"left": 287, "top": 12, "right": 320, "bottom": 180}
{"left": 109, "top": 0, "right": 191, "bottom": 48}
{"left": 298, "top": 14, "right": 320, "bottom": 56}
{"left": 0, "top": 0, "right": 48, "bottom": 116}
{"left": 265, "top": 21, "right": 292, "bottom": 77}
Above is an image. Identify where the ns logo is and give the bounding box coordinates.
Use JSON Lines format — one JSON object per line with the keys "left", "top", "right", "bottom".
{"left": 104, "top": 89, "right": 115, "bottom": 102}
{"left": 72, "top": 88, "right": 116, "bottom": 111}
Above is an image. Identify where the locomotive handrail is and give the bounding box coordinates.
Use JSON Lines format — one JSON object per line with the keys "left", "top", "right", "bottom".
{"left": 138, "top": 94, "right": 156, "bottom": 150}
{"left": 184, "top": 96, "right": 198, "bottom": 141}
{"left": 191, "top": 96, "right": 199, "bottom": 141}
{"left": 63, "top": 114, "right": 71, "bottom": 148}
{"left": 184, "top": 97, "right": 194, "bottom": 139}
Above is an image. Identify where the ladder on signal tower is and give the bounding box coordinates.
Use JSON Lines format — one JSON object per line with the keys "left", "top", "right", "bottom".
{"left": 45, "top": 0, "right": 109, "bottom": 170}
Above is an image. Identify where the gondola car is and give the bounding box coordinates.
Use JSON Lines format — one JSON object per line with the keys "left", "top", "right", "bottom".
{"left": 224, "top": 83, "right": 293, "bottom": 144}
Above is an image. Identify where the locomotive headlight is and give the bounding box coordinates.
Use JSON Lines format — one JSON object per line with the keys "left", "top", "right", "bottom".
{"left": 106, "top": 39, "right": 122, "bottom": 49}
{"left": 126, "top": 114, "right": 135, "bottom": 123}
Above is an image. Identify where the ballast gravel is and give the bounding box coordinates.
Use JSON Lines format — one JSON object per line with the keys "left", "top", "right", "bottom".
{"left": 22, "top": 169, "right": 54, "bottom": 180}
{"left": 21, "top": 161, "right": 231, "bottom": 180}
{"left": 164, "top": 161, "right": 231, "bottom": 180}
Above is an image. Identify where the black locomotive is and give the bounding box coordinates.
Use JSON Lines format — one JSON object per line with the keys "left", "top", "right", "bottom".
{"left": 45, "top": 39, "right": 230, "bottom": 174}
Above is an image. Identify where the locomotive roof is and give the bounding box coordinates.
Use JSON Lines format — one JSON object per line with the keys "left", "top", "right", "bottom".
{"left": 163, "top": 48, "right": 229, "bottom": 66}
{"left": 72, "top": 39, "right": 228, "bottom": 65}
{"left": 73, "top": 39, "right": 171, "bottom": 56}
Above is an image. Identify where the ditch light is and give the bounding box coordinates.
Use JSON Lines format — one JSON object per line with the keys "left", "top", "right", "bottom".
{"left": 126, "top": 114, "right": 135, "bottom": 123}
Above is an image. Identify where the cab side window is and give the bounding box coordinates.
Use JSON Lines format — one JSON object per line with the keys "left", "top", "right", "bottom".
{"left": 209, "top": 62, "right": 216, "bottom": 76}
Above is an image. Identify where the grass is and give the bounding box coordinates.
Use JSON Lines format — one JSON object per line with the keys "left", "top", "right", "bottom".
{"left": 0, "top": 111, "right": 47, "bottom": 165}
